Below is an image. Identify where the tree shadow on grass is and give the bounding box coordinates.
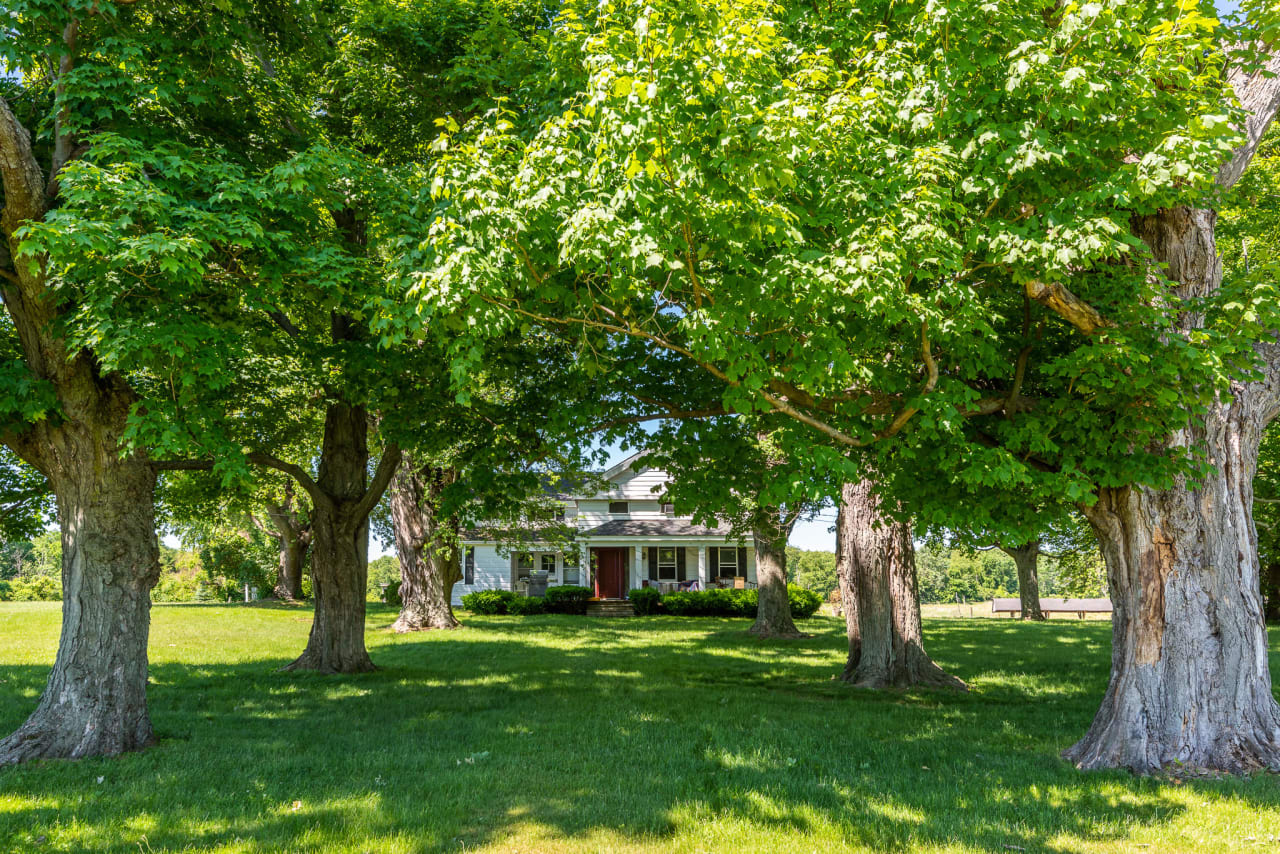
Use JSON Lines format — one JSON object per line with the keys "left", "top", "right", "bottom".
{"left": 0, "top": 612, "right": 1274, "bottom": 852}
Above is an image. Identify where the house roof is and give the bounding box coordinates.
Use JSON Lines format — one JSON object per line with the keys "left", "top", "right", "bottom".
{"left": 599, "top": 449, "right": 648, "bottom": 482}
{"left": 582, "top": 519, "right": 740, "bottom": 539}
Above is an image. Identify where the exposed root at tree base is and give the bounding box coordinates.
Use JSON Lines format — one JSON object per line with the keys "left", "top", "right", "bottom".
{"left": 1063, "top": 734, "right": 1280, "bottom": 777}
{"left": 280, "top": 653, "right": 377, "bottom": 674}
{"left": 838, "top": 665, "right": 968, "bottom": 692}
{"left": 391, "top": 619, "right": 461, "bottom": 633}
{"left": 0, "top": 717, "right": 155, "bottom": 766}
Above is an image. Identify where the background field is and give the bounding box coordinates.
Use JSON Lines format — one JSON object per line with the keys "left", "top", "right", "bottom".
{"left": 0, "top": 603, "right": 1276, "bottom": 853}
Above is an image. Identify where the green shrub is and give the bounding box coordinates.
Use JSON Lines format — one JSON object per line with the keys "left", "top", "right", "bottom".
{"left": 650, "top": 588, "right": 759, "bottom": 617}
{"left": 544, "top": 585, "right": 592, "bottom": 615}
{"left": 508, "top": 595, "right": 546, "bottom": 615}
{"left": 0, "top": 580, "right": 10, "bottom": 601}
{"left": 658, "top": 591, "right": 696, "bottom": 616}
{"left": 9, "top": 575, "right": 60, "bottom": 602}
{"left": 787, "top": 585, "right": 823, "bottom": 619}
{"left": 153, "top": 573, "right": 200, "bottom": 602}
{"left": 462, "top": 589, "right": 517, "bottom": 615}
{"left": 628, "top": 586, "right": 662, "bottom": 615}
{"left": 383, "top": 580, "right": 403, "bottom": 607}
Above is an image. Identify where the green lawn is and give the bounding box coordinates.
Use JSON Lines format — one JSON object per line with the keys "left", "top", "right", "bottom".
{"left": 0, "top": 604, "right": 1278, "bottom": 852}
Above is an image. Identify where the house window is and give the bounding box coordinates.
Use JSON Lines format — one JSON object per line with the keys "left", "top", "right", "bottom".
{"left": 717, "top": 548, "right": 739, "bottom": 577}
{"left": 609, "top": 501, "right": 629, "bottom": 515}
{"left": 563, "top": 552, "right": 580, "bottom": 585}
{"left": 541, "top": 554, "right": 556, "bottom": 576}
{"left": 657, "top": 547, "right": 677, "bottom": 580}
{"left": 464, "top": 547, "right": 475, "bottom": 585}
{"left": 661, "top": 502, "right": 674, "bottom": 516}
{"left": 516, "top": 552, "right": 534, "bottom": 580}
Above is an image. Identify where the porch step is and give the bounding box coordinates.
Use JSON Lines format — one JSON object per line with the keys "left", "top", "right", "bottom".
{"left": 586, "top": 599, "right": 635, "bottom": 618}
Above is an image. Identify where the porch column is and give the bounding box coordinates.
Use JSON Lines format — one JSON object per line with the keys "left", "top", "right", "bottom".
{"left": 697, "top": 546, "right": 707, "bottom": 587}
{"left": 632, "top": 546, "right": 644, "bottom": 591}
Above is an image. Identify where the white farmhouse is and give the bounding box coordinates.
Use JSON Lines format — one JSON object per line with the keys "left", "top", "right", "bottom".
{"left": 457, "top": 452, "right": 755, "bottom": 603}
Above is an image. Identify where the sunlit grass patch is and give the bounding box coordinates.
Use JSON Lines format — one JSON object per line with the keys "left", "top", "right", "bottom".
{"left": 0, "top": 604, "right": 1278, "bottom": 852}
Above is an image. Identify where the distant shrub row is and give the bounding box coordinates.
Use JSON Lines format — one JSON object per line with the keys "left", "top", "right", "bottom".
{"left": 461, "top": 586, "right": 593, "bottom": 616}
{"left": 461, "top": 584, "right": 822, "bottom": 619}
{"left": 0, "top": 576, "right": 60, "bottom": 602}
{"left": 632, "top": 585, "right": 822, "bottom": 619}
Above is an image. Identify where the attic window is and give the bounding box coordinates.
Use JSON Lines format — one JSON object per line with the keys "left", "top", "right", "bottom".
{"left": 661, "top": 502, "right": 674, "bottom": 516}
{"left": 609, "top": 501, "right": 629, "bottom": 515}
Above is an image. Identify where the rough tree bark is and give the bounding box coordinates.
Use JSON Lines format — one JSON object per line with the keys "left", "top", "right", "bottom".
{"left": 1000, "top": 541, "right": 1045, "bottom": 621}
{"left": 1064, "top": 208, "right": 1280, "bottom": 772}
{"left": 834, "top": 480, "right": 966, "bottom": 690}
{"left": 389, "top": 455, "right": 462, "bottom": 632}
{"left": 280, "top": 401, "right": 400, "bottom": 673}
{"left": 748, "top": 516, "right": 802, "bottom": 638}
{"left": 264, "top": 482, "right": 310, "bottom": 601}
{"left": 0, "top": 89, "right": 162, "bottom": 763}
{"left": 1064, "top": 51, "right": 1280, "bottom": 772}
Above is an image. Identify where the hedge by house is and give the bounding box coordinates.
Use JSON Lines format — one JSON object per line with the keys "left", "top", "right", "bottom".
{"left": 460, "top": 585, "right": 823, "bottom": 618}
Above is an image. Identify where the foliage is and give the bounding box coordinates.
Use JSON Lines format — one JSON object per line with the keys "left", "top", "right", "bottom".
{"left": 2, "top": 575, "right": 60, "bottom": 602}
{"left": 0, "top": 448, "right": 51, "bottom": 542}
{"left": 408, "top": 0, "right": 1254, "bottom": 545}
{"left": 1221, "top": 126, "right": 1280, "bottom": 574}
{"left": 916, "top": 540, "right": 1106, "bottom": 603}
{"left": 785, "top": 547, "right": 838, "bottom": 599}
{"left": 368, "top": 556, "right": 401, "bottom": 599}
{"left": 461, "top": 589, "right": 518, "bottom": 615}
{"left": 660, "top": 588, "right": 757, "bottom": 617}
{"left": 542, "top": 585, "right": 592, "bottom": 615}
{"left": 197, "top": 538, "right": 276, "bottom": 602}
{"left": 507, "top": 595, "right": 546, "bottom": 615}
{"left": 383, "top": 580, "right": 403, "bottom": 608}
{"left": 628, "top": 586, "right": 663, "bottom": 616}
{"left": 786, "top": 585, "right": 823, "bottom": 619}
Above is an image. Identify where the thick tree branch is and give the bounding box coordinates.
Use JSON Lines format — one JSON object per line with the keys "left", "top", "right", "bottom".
{"left": 267, "top": 309, "right": 302, "bottom": 338}
{"left": 1024, "top": 280, "right": 1111, "bottom": 336}
{"left": 1219, "top": 51, "right": 1280, "bottom": 189}
{"left": 247, "top": 452, "right": 327, "bottom": 510}
{"left": 48, "top": 18, "right": 79, "bottom": 197}
{"left": 352, "top": 443, "right": 401, "bottom": 522}
{"left": 0, "top": 95, "right": 47, "bottom": 238}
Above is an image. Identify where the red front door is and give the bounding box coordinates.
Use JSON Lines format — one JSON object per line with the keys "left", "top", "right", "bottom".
{"left": 594, "top": 548, "right": 627, "bottom": 599}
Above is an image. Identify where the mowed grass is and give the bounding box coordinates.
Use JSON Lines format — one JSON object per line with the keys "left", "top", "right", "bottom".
{"left": 1, "top": 605, "right": 1279, "bottom": 852}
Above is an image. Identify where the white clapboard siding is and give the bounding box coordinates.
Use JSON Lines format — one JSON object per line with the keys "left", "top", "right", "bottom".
{"left": 450, "top": 545, "right": 510, "bottom": 606}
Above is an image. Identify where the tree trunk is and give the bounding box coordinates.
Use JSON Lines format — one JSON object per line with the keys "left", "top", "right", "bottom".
{"left": 834, "top": 480, "right": 965, "bottom": 690}
{"left": 1002, "top": 541, "right": 1045, "bottom": 621}
{"left": 284, "top": 402, "right": 376, "bottom": 673}
{"left": 1264, "top": 562, "right": 1280, "bottom": 623}
{"left": 266, "top": 485, "right": 310, "bottom": 601}
{"left": 0, "top": 439, "right": 160, "bottom": 764}
{"left": 748, "top": 523, "right": 801, "bottom": 638}
{"left": 1, "top": 92, "right": 163, "bottom": 763}
{"left": 389, "top": 457, "right": 461, "bottom": 632}
{"left": 1063, "top": 205, "right": 1280, "bottom": 774}
{"left": 274, "top": 535, "right": 308, "bottom": 601}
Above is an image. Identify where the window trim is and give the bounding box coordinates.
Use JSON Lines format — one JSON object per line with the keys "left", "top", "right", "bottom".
{"left": 718, "top": 548, "right": 739, "bottom": 576}
{"left": 657, "top": 547, "right": 677, "bottom": 581}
